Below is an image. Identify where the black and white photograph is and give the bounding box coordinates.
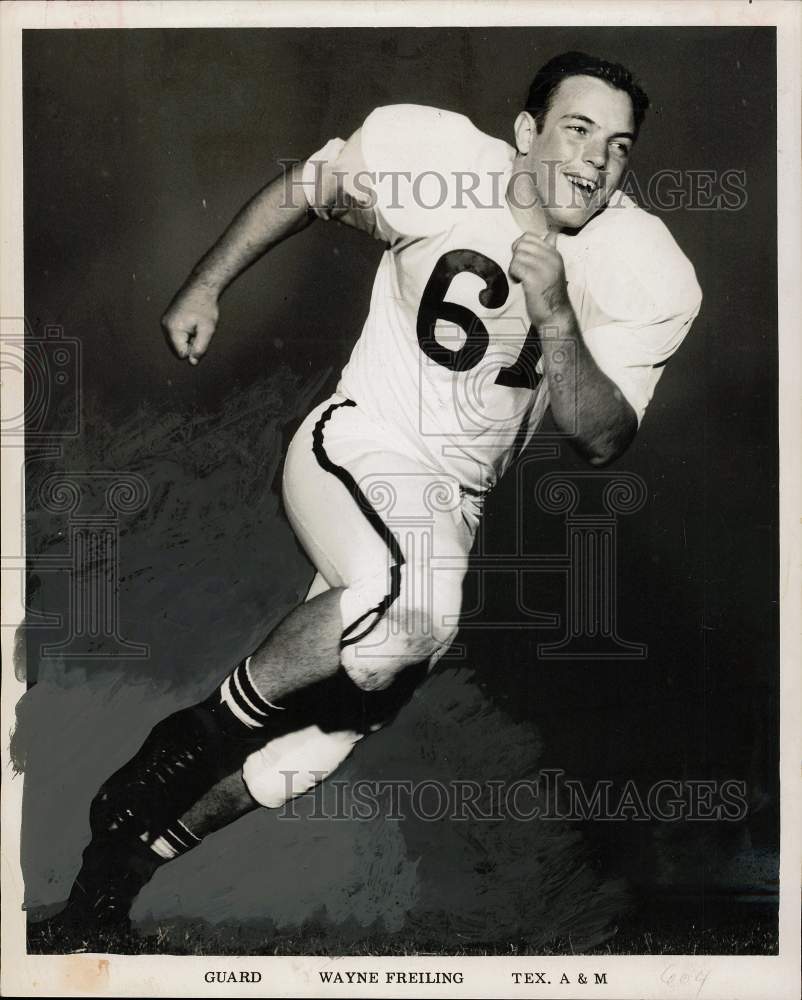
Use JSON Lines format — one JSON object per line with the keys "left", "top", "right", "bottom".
{"left": 1, "top": 2, "right": 800, "bottom": 998}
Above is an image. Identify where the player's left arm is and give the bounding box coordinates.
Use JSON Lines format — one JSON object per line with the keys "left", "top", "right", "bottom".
{"left": 510, "top": 230, "right": 701, "bottom": 467}
{"left": 546, "top": 310, "right": 636, "bottom": 467}
{"left": 510, "top": 232, "right": 635, "bottom": 466}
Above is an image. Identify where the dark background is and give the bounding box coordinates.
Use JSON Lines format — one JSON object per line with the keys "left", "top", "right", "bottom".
{"left": 19, "top": 27, "right": 778, "bottom": 953}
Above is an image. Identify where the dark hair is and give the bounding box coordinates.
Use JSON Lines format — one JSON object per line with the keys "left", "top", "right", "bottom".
{"left": 526, "top": 51, "right": 650, "bottom": 138}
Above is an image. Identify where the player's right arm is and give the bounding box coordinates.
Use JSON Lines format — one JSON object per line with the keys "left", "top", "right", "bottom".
{"left": 162, "top": 162, "right": 315, "bottom": 365}
{"left": 164, "top": 105, "right": 461, "bottom": 364}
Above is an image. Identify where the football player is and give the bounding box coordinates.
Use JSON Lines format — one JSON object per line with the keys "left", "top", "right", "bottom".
{"left": 50, "top": 51, "right": 701, "bottom": 930}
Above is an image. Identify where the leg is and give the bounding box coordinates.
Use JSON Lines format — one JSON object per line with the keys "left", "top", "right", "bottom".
{"left": 243, "top": 582, "right": 343, "bottom": 700}
{"left": 169, "top": 652, "right": 428, "bottom": 839}
{"left": 180, "top": 771, "right": 256, "bottom": 838}
{"left": 88, "top": 587, "right": 347, "bottom": 843}
{"left": 153, "top": 572, "right": 345, "bottom": 848}
{"left": 51, "top": 396, "right": 472, "bottom": 931}
{"left": 54, "top": 589, "right": 348, "bottom": 929}
{"left": 238, "top": 399, "right": 473, "bottom": 810}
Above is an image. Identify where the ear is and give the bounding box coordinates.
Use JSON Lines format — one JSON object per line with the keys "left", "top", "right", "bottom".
{"left": 513, "top": 111, "right": 536, "bottom": 155}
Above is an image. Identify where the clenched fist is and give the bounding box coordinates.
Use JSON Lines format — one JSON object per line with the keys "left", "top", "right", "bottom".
{"left": 161, "top": 284, "right": 220, "bottom": 365}
{"left": 508, "top": 231, "right": 570, "bottom": 327}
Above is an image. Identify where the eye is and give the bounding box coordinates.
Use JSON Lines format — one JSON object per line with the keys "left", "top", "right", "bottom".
{"left": 567, "top": 125, "right": 588, "bottom": 136}
{"left": 610, "top": 142, "right": 630, "bottom": 157}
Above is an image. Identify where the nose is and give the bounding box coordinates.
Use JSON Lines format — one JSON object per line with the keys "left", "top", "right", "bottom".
{"left": 584, "top": 138, "right": 608, "bottom": 171}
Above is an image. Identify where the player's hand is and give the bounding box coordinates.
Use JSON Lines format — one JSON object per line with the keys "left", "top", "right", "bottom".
{"left": 509, "top": 231, "right": 570, "bottom": 326}
{"left": 161, "top": 283, "right": 220, "bottom": 365}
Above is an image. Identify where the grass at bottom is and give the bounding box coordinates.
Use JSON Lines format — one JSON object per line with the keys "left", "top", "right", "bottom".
{"left": 584, "top": 913, "right": 778, "bottom": 955}
{"left": 27, "top": 905, "right": 778, "bottom": 958}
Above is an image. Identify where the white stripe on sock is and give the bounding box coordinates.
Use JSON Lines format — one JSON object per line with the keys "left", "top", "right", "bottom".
{"left": 221, "top": 676, "right": 262, "bottom": 729}
{"left": 176, "top": 819, "right": 202, "bottom": 845}
{"left": 242, "top": 659, "right": 285, "bottom": 711}
{"left": 163, "top": 826, "right": 189, "bottom": 851}
{"left": 150, "top": 836, "right": 178, "bottom": 860}
{"left": 232, "top": 668, "right": 270, "bottom": 721}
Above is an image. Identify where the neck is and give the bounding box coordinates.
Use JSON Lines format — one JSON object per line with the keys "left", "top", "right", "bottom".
{"left": 506, "top": 155, "right": 561, "bottom": 237}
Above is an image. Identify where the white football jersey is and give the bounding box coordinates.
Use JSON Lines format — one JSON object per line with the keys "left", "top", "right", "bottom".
{"left": 302, "top": 105, "right": 702, "bottom": 493}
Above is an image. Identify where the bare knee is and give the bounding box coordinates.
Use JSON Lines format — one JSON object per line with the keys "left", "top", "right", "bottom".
{"left": 342, "top": 605, "right": 458, "bottom": 692}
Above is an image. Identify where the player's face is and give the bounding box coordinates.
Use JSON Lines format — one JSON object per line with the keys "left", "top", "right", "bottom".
{"left": 521, "top": 75, "right": 635, "bottom": 229}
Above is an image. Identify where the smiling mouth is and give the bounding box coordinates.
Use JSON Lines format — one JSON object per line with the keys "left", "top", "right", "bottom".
{"left": 564, "top": 173, "right": 600, "bottom": 200}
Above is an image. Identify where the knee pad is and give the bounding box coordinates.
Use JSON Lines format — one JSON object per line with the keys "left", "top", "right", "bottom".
{"left": 242, "top": 725, "right": 364, "bottom": 809}
{"left": 339, "top": 566, "right": 461, "bottom": 692}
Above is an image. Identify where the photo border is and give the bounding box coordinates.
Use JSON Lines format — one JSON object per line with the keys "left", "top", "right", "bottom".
{"left": 2, "top": 2, "right": 799, "bottom": 997}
